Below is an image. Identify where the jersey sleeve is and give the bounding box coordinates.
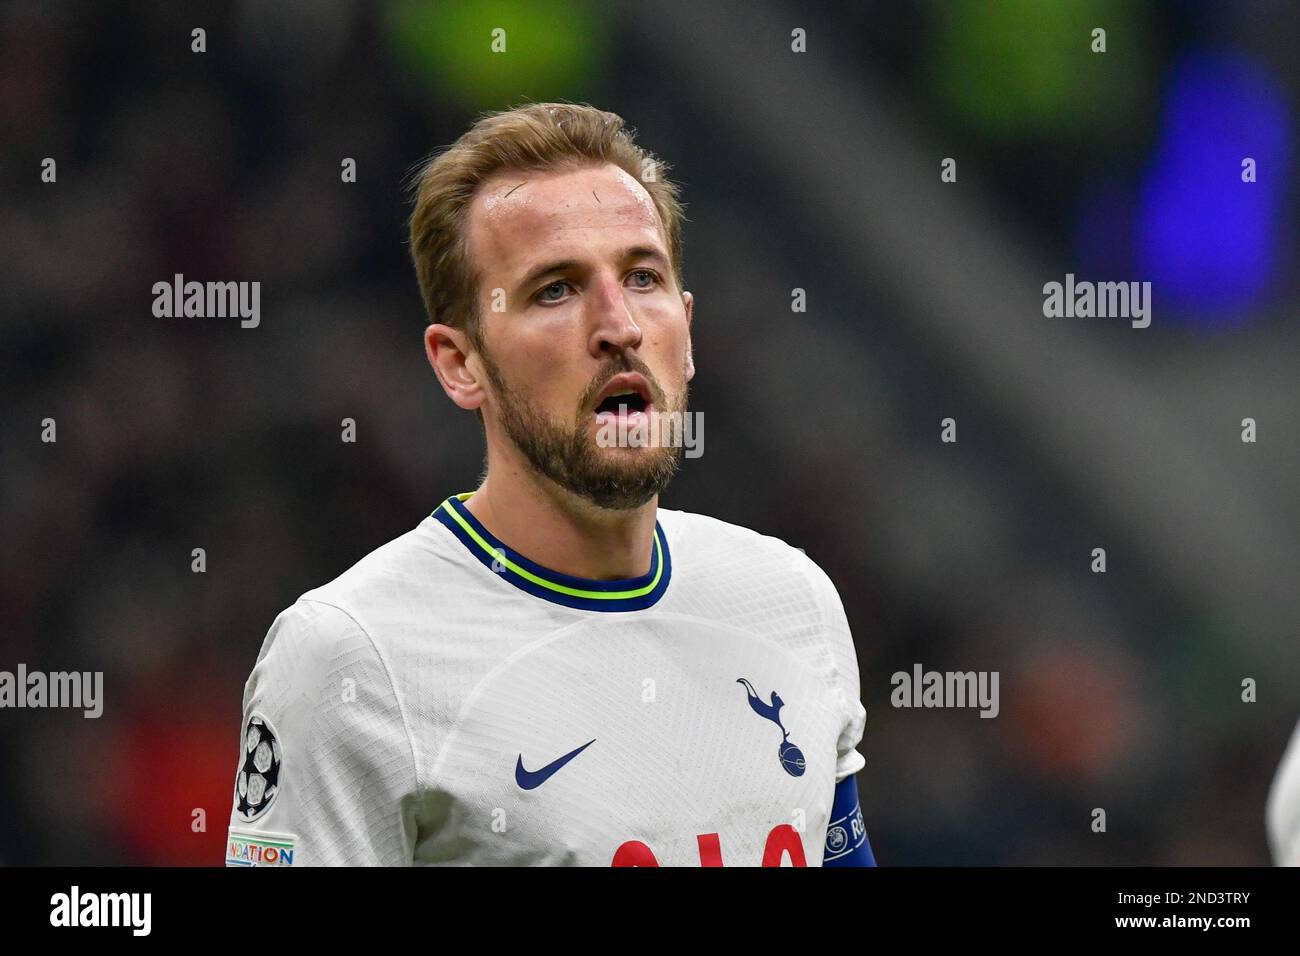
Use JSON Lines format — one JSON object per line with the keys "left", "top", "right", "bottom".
{"left": 225, "top": 599, "right": 418, "bottom": 866}
{"left": 803, "top": 557, "right": 867, "bottom": 783}
{"left": 800, "top": 554, "right": 875, "bottom": 865}
{"left": 824, "top": 775, "right": 876, "bottom": 866}
{"left": 1267, "top": 716, "right": 1300, "bottom": 866}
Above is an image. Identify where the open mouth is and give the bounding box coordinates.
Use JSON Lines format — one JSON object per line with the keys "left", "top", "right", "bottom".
{"left": 595, "top": 390, "right": 649, "bottom": 415}
{"left": 591, "top": 372, "right": 655, "bottom": 423}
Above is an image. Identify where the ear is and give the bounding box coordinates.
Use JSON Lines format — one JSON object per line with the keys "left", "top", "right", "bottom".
{"left": 425, "top": 323, "right": 486, "bottom": 411}
{"left": 681, "top": 290, "right": 695, "bottom": 382}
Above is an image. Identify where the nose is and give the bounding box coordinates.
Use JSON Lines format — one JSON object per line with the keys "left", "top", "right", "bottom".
{"left": 587, "top": 273, "right": 642, "bottom": 357}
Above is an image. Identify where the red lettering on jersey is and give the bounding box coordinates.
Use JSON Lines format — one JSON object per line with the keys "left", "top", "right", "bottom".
{"left": 696, "top": 832, "right": 724, "bottom": 866}
{"left": 611, "top": 840, "right": 660, "bottom": 867}
{"left": 611, "top": 825, "right": 807, "bottom": 866}
{"left": 761, "top": 824, "right": 807, "bottom": 867}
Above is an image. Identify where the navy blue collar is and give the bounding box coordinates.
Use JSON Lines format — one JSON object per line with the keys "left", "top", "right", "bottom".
{"left": 432, "top": 493, "right": 672, "bottom": 612}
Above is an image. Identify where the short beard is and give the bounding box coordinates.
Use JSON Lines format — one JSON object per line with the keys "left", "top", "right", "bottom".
{"left": 479, "top": 348, "right": 685, "bottom": 511}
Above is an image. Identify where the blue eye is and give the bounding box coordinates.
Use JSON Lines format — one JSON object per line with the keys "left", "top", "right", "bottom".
{"left": 534, "top": 272, "right": 656, "bottom": 304}
{"left": 537, "top": 281, "right": 570, "bottom": 302}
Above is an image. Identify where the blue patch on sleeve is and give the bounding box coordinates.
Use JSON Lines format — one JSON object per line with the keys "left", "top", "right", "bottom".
{"left": 823, "top": 775, "right": 875, "bottom": 866}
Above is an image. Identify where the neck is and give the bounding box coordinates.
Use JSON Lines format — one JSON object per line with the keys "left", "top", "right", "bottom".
{"left": 464, "top": 454, "right": 658, "bottom": 582}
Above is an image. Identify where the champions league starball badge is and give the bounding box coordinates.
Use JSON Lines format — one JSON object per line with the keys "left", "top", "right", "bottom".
{"left": 235, "top": 714, "right": 282, "bottom": 821}
{"left": 737, "top": 678, "right": 806, "bottom": 777}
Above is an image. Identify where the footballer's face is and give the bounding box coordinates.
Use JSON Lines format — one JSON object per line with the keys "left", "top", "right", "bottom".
{"left": 460, "top": 162, "right": 694, "bottom": 510}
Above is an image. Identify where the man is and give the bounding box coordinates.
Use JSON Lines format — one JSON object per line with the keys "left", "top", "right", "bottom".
{"left": 226, "top": 103, "right": 873, "bottom": 866}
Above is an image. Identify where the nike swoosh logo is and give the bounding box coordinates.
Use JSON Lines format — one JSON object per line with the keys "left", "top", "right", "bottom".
{"left": 515, "top": 739, "right": 596, "bottom": 790}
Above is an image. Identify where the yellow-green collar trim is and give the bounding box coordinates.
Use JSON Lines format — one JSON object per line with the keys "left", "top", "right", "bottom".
{"left": 432, "top": 492, "right": 672, "bottom": 612}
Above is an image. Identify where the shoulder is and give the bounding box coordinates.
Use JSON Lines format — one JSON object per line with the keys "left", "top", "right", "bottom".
{"left": 289, "top": 514, "right": 486, "bottom": 636}
{"left": 303, "top": 516, "right": 455, "bottom": 598}
{"left": 244, "top": 516, "right": 469, "bottom": 684}
{"left": 657, "top": 506, "right": 843, "bottom": 603}
{"left": 245, "top": 600, "right": 378, "bottom": 701}
{"left": 666, "top": 511, "right": 872, "bottom": 765}
{"left": 657, "top": 506, "right": 808, "bottom": 572}
{"left": 659, "top": 507, "right": 863, "bottom": 743}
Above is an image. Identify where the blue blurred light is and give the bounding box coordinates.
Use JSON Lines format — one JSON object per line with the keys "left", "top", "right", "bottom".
{"left": 1137, "top": 51, "right": 1293, "bottom": 327}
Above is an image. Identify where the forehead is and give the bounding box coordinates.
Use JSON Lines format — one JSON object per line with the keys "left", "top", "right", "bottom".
{"left": 466, "top": 163, "right": 667, "bottom": 277}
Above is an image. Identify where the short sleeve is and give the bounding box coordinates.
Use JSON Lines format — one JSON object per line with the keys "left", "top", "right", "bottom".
{"left": 226, "top": 600, "right": 418, "bottom": 866}
{"left": 801, "top": 555, "right": 867, "bottom": 783}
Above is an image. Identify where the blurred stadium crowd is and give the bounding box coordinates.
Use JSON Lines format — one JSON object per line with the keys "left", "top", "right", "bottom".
{"left": 1, "top": 0, "right": 1297, "bottom": 864}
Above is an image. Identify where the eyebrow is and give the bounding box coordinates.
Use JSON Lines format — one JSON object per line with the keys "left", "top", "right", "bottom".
{"left": 515, "top": 245, "right": 671, "bottom": 295}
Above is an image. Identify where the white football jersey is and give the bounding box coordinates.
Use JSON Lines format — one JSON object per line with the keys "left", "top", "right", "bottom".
{"left": 226, "top": 491, "right": 867, "bottom": 867}
{"left": 1267, "top": 717, "right": 1300, "bottom": 866}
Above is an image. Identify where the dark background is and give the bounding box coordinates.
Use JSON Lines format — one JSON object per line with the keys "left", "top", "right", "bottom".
{"left": 1, "top": 0, "right": 1297, "bottom": 865}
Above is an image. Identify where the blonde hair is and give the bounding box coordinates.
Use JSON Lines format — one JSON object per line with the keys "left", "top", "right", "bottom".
{"left": 407, "top": 103, "right": 685, "bottom": 347}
